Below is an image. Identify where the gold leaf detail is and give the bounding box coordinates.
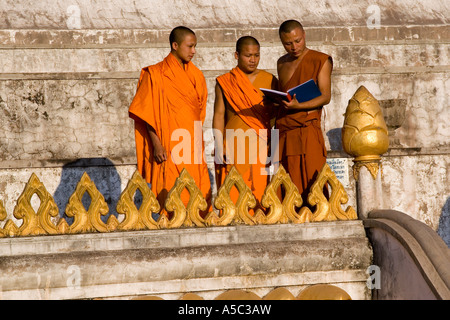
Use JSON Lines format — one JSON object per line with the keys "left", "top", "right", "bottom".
{"left": 13, "top": 173, "right": 60, "bottom": 236}
{"left": 116, "top": 170, "right": 160, "bottom": 231}
{"left": 261, "top": 165, "right": 312, "bottom": 224}
{"left": 56, "top": 218, "right": 70, "bottom": 234}
{"left": 208, "top": 166, "right": 256, "bottom": 226}
{"left": 0, "top": 199, "right": 6, "bottom": 222}
{"left": 308, "top": 164, "right": 357, "bottom": 222}
{"left": 165, "top": 168, "right": 207, "bottom": 229}
{"left": 0, "top": 200, "right": 9, "bottom": 237}
{"left": 353, "top": 160, "right": 382, "bottom": 181}
{"left": 1, "top": 220, "right": 20, "bottom": 237}
{"left": 65, "top": 172, "right": 110, "bottom": 233}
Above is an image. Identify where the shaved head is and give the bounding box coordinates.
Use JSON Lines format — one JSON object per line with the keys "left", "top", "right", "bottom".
{"left": 169, "top": 26, "right": 196, "bottom": 48}
{"left": 236, "top": 36, "right": 260, "bottom": 53}
{"left": 279, "top": 20, "right": 304, "bottom": 37}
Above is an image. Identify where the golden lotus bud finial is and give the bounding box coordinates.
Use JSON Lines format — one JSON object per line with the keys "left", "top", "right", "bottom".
{"left": 342, "top": 86, "right": 389, "bottom": 162}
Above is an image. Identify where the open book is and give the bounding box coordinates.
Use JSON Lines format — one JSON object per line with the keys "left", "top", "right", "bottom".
{"left": 260, "top": 79, "right": 321, "bottom": 104}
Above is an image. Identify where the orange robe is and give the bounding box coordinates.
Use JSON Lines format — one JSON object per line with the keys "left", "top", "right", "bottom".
{"left": 276, "top": 50, "right": 332, "bottom": 201}
{"left": 128, "top": 53, "right": 211, "bottom": 212}
{"left": 216, "top": 67, "right": 276, "bottom": 211}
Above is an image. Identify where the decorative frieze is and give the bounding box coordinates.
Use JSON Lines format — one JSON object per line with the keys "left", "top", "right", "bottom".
{"left": 0, "top": 163, "right": 356, "bottom": 238}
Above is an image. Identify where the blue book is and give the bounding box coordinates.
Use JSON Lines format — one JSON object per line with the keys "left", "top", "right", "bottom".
{"left": 260, "top": 79, "right": 321, "bottom": 103}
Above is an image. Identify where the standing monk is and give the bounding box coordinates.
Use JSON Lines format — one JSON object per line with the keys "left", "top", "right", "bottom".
{"left": 213, "top": 36, "right": 277, "bottom": 212}
{"left": 128, "top": 26, "right": 211, "bottom": 213}
{"left": 276, "top": 20, "right": 333, "bottom": 201}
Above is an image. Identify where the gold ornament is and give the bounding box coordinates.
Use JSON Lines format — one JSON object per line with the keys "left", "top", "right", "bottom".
{"left": 207, "top": 166, "right": 257, "bottom": 226}
{"left": 65, "top": 172, "right": 114, "bottom": 233}
{"left": 0, "top": 160, "right": 356, "bottom": 237}
{"left": 308, "top": 164, "right": 357, "bottom": 222}
{"left": 261, "top": 165, "right": 312, "bottom": 224}
{"left": 12, "top": 173, "right": 63, "bottom": 236}
{"left": 297, "top": 284, "right": 352, "bottom": 300}
{"left": 116, "top": 170, "right": 160, "bottom": 231}
{"left": 165, "top": 168, "right": 208, "bottom": 228}
{"left": 342, "top": 86, "right": 389, "bottom": 180}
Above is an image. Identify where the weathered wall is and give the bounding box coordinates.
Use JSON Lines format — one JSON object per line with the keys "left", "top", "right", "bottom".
{"left": 0, "top": 0, "right": 448, "bottom": 243}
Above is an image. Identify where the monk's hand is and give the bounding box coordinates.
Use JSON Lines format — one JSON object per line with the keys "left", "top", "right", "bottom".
{"left": 214, "top": 147, "right": 227, "bottom": 165}
{"left": 153, "top": 143, "right": 167, "bottom": 163}
{"left": 282, "top": 94, "right": 300, "bottom": 110}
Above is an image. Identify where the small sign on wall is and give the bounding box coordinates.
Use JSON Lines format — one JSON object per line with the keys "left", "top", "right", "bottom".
{"left": 326, "top": 158, "right": 350, "bottom": 187}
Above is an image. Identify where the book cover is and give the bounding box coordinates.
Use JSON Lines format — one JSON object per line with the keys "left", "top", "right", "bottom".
{"left": 260, "top": 79, "right": 321, "bottom": 104}
{"left": 259, "top": 88, "right": 289, "bottom": 104}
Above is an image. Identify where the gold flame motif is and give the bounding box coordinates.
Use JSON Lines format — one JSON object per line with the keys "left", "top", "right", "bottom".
{"left": 0, "top": 163, "right": 356, "bottom": 238}
{"left": 116, "top": 170, "right": 161, "bottom": 231}
{"left": 165, "top": 168, "right": 209, "bottom": 228}
{"left": 13, "top": 173, "right": 61, "bottom": 236}
{"left": 64, "top": 172, "right": 117, "bottom": 233}
{"left": 0, "top": 199, "right": 6, "bottom": 224}
{"left": 260, "top": 165, "right": 312, "bottom": 224}
{"left": 206, "top": 166, "right": 258, "bottom": 226}
{"left": 309, "top": 164, "right": 357, "bottom": 221}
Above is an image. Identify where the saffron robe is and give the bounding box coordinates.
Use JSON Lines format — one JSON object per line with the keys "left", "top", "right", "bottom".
{"left": 276, "top": 50, "right": 332, "bottom": 200}
{"left": 216, "top": 67, "right": 276, "bottom": 211}
{"left": 128, "top": 53, "right": 211, "bottom": 212}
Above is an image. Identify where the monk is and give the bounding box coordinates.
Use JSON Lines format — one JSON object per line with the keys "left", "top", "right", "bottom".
{"left": 213, "top": 36, "right": 277, "bottom": 212}
{"left": 276, "top": 20, "right": 333, "bottom": 202}
{"left": 128, "top": 26, "right": 211, "bottom": 214}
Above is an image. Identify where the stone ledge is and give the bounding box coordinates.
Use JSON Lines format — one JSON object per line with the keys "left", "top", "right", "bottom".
{"left": 0, "top": 220, "right": 366, "bottom": 257}
{"left": 0, "top": 157, "right": 137, "bottom": 169}
{"left": 1, "top": 64, "right": 449, "bottom": 81}
{"left": 1, "top": 269, "right": 368, "bottom": 300}
{"left": 0, "top": 221, "right": 372, "bottom": 299}
{"left": 1, "top": 43, "right": 448, "bottom": 73}
{"left": 1, "top": 26, "right": 448, "bottom": 48}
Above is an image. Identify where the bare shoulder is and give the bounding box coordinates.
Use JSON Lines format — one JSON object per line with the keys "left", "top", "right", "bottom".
{"left": 277, "top": 53, "right": 290, "bottom": 66}
{"left": 215, "top": 80, "right": 223, "bottom": 93}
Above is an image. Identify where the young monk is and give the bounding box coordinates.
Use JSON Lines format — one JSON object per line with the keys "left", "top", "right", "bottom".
{"left": 128, "top": 26, "right": 211, "bottom": 213}
{"left": 276, "top": 20, "right": 333, "bottom": 202}
{"left": 213, "top": 36, "right": 278, "bottom": 212}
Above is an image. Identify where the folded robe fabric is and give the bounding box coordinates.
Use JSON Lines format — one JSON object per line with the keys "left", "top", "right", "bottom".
{"left": 216, "top": 67, "right": 276, "bottom": 210}
{"left": 275, "top": 49, "right": 332, "bottom": 199}
{"left": 129, "top": 52, "right": 211, "bottom": 211}
{"left": 217, "top": 67, "right": 273, "bottom": 142}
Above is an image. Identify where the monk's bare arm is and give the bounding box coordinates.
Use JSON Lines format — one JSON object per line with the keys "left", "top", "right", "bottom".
{"left": 276, "top": 57, "right": 285, "bottom": 90}
{"left": 271, "top": 76, "right": 279, "bottom": 91}
{"left": 146, "top": 124, "right": 167, "bottom": 163}
{"left": 212, "top": 83, "right": 226, "bottom": 161}
{"left": 282, "top": 58, "right": 333, "bottom": 111}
